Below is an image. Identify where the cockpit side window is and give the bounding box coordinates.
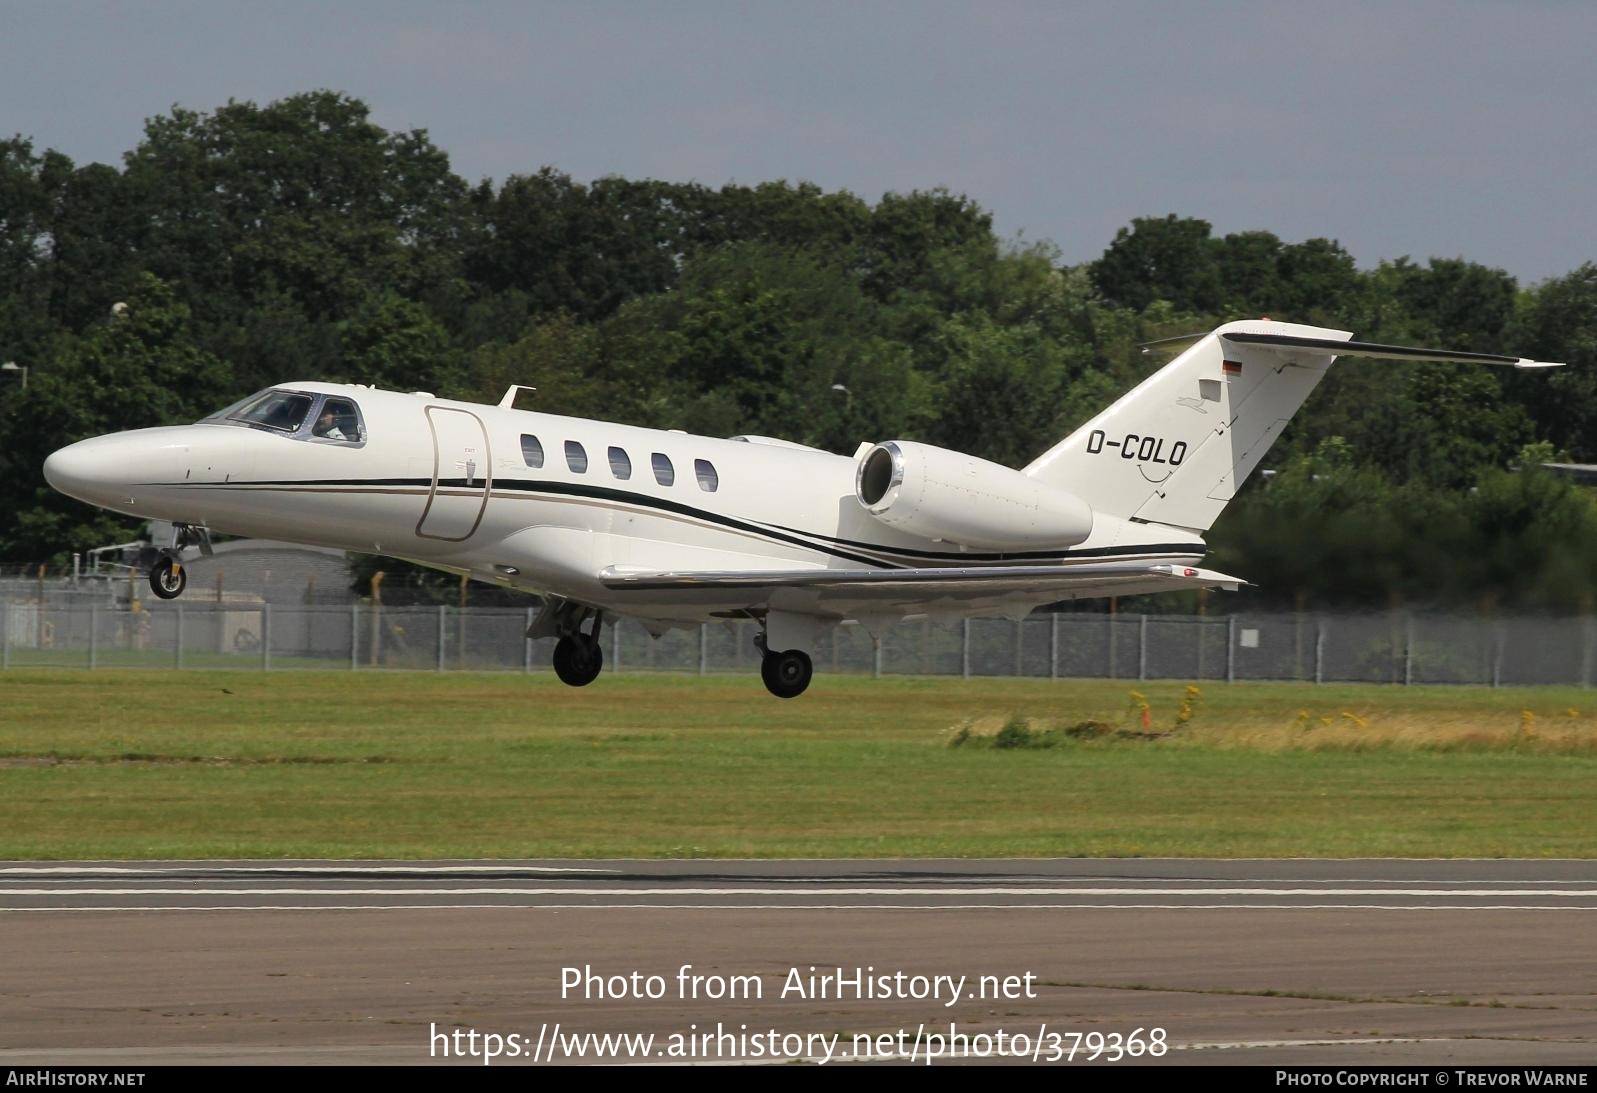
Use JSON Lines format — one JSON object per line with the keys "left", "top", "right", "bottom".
{"left": 311, "top": 398, "right": 363, "bottom": 443}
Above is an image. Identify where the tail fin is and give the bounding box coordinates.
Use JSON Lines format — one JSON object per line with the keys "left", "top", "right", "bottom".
{"left": 1022, "top": 319, "right": 1563, "bottom": 535}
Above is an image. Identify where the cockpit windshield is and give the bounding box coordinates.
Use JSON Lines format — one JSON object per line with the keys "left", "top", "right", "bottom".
{"left": 200, "top": 389, "right": 365, "bottom": 445}
{"left": 220, "top": 390, "right": 315, "bottom": 433}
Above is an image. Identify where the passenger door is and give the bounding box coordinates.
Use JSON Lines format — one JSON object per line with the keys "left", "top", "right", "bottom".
{"left": 417, "top": 407, "right": 491, "bottom": 541}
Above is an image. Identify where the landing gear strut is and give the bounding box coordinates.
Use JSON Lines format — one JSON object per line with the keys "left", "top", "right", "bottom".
{"left": 149, "top": 556, "right": 186, "bottom": 600}
{"left": 551, "top": 610, "right": 605, "bottom": 687}
{"left": 754, "top": 631, "right": 813, "bottom": 699}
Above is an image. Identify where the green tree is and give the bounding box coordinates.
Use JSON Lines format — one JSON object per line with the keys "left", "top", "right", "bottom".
{"left": 335, "top": 293, "right": 463, "bottom": 395}
{"left": 1091, "top": 215, "right": 1222, "bottom": 313}
{"left": 0, "top": 138, "right": 65, "bottom": 358}
{"left": 1510, "top": 264, "right": 1597, "bottom": 461}
{"left": 0, "top": 273, "right": 231, "bottom": 560}
{"left": 124, "top": 91, "right": 468, "bottom": 324}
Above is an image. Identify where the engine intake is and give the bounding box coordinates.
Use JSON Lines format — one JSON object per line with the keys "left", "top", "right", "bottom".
{"left": 855, "top": 440, "right": 1094, "bottom": 549}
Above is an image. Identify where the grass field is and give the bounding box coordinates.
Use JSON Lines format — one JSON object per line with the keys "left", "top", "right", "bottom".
{"left": 1, "top": 669, "right": 1594, "bottom": 859}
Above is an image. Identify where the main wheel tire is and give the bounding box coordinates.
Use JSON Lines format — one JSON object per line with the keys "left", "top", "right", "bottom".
{"left": 149, "top": 558, "right": 186, "bottom": 600}
{"left": 552, "top": 633, "right": 604, "bottom": 687}
{"left": 760, "top": 649, "right": 813, "bottom": 699}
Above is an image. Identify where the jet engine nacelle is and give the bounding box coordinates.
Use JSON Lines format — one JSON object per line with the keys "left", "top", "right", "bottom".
{"left": 855, "top": 440, "right": 1094, "bottom": 549}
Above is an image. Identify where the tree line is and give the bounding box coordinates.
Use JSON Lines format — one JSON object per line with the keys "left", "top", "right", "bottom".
{"left": 2, "top": 91, "right": 1594, "bottom": 611}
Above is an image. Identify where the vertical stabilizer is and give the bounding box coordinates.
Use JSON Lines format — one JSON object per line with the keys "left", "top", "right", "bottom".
{"left": 1023, "top": 320, "right": 1349, "bottom": 533}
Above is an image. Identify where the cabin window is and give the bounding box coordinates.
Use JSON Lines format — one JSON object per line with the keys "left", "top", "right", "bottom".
{"left": 311, "top": 398, "right": 362, "bottom": 443}
{"left": 521, "top": 434, "right": 544, "bottom": 469}
{"left": 608, "top": 446, "right": 632, "bottom": 480}
{"left": 565, "top": 440, "right": 588, "bottom": 473}
{"left": 651, "top": 452, "right": 675, "bottom": 486}
{"left": 694, "top": 458, "right": 719, "bottom": 492}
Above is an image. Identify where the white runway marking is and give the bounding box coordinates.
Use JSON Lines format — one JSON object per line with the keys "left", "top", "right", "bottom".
{"left": 0, "top": 864, "right": 621, "bottom": 875}
{"left": 6, "top": 903, "right": 1597, "bottom": 913}
{"left": 3, "top": 885, "right": 1594, "bottom": 896}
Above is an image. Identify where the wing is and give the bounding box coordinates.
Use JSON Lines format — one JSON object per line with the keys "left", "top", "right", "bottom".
{"left": 600, "top": 562, "right": 1245, "bottom": 616}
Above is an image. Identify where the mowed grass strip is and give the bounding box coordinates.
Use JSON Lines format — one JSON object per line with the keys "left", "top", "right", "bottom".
{"left": 0, "top": 670, "right": 1594, "bottom": 859}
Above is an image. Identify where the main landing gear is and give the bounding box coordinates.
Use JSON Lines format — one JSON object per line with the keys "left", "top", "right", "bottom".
{"left": 755, "top": 632, "right": 813, "bottom": 699}
{"left": 551, "top": 611, "right": 605, "bottom": 688}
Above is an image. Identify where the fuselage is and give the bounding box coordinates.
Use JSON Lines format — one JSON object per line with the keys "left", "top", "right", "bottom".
{"left": 43, "top": 383, "right": 1205, "bottom": 625}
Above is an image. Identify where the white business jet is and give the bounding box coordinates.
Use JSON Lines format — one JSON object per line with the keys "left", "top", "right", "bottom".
{"left": 43, "top": 319, "right": 1562, "bottom": 697}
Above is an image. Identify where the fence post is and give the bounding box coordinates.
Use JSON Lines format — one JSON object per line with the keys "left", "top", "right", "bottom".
{"left": 1138, "top": 614, "right": 1147, "bottom": 681}
{"left": 1226, "top": 616, "right": 1236, "bottom": 684}
{"left": 261, "top": 604, "right": 272, "bottom": 672}
{"left": 1108, "top": 614, "right": 1117, "bottom": 679}
{"left": 1583, "top": 616, "right": 1595, "bottom": 690}
{"left": 524, "top": 607, "right": 534, "bottom": 674}
{"left": 611, "top": 619, "right": 621, "bottom": 672}
{"left": 1, "top": 601, "right": 9, "bottom": 669}
{"left": 89, "top": 604, "right": 98, "bottom": 670}
{"left": 437, "top": 605, "right": 446, "bottom": 672}
{"left": 961, "top": 619, "right": 971, "bottom": 679}
{"left": 175, "top": 604, "right": 184, "bottom": 669}
{"left": 698, "top": 624, "right": 708, "bottom": 676}
{"left": 1314, "top": 619, "right": 1324, "bottom": 684}
{"left": 1404, "top": 616, "right": 1414, "bottom": 686}
{"left": 1492, "top": 624, "right": 1503, "bottom": 688}
{"left": 1049, "top": 613, "right": 1059, "bottom": 681}
{"left": 873, "top": 634, "right": 883, "bottom": 678}
{"left": 351, "top": 602, "right": 359, "bottom": 671}
{"left": 1013, "top": 619, "right": 1023, "bottom": 677}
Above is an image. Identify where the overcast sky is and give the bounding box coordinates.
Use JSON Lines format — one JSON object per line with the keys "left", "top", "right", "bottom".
{"left": 4, "top": 1, "right": 1593, "bottom": 284}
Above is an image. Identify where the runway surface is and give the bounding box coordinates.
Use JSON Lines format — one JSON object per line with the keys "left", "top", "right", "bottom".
{"left": 2, "top": 859, "right": 1594, "bottom": 1066}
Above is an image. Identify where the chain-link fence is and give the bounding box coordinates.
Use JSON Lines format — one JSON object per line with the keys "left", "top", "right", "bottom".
{"left": 2, "top": 601, "right": 1594, "bottom": 686}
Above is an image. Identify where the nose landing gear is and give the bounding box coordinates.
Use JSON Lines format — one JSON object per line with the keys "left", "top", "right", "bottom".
{"left": 149, "top": 556, "right": 186, "bottom": 600}
{"left": 145, "top": 525, "right": 211, "bottom": 601}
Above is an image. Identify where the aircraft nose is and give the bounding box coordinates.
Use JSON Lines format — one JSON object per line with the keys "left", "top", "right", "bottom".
{"left": 45, "top": 441, "right": 102, "bottom": 498}
{"left": 43, "top": 427, "right": 197, "bottom": 514}
{"left": 43, "top": 438, "right": 113, "bottom": 503}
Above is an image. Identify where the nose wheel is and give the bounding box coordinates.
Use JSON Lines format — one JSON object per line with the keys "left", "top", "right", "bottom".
{"left": 760, "top": 648, "right": 813, "bottom": 699}
{"left": 552, "top": 632, "right": 604, "bottom": 687}
{"left": 149, "top": 556, "right": 186, "bottom": 600}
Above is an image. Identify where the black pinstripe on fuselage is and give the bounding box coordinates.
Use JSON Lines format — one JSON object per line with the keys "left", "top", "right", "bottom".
{"left": 160, "top": 475, "right": 1206, "bottom": 570}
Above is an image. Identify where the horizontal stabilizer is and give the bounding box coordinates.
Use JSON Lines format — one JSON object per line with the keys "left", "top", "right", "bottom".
{"left": 1222, "top": 331, "right": 1565, "bottom": 370}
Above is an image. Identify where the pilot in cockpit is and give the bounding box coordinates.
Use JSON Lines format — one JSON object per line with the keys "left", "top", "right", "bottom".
{"left": 313, "top": 405, "right": 348, "bottom": 441}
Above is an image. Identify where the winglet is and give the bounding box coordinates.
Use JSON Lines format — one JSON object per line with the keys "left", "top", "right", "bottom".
{"left": 1148, "top": 563, "right": 1247, "bottom": 592}
{"left": 1515, "top": 359, "right": 1566, "bottom": 370}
